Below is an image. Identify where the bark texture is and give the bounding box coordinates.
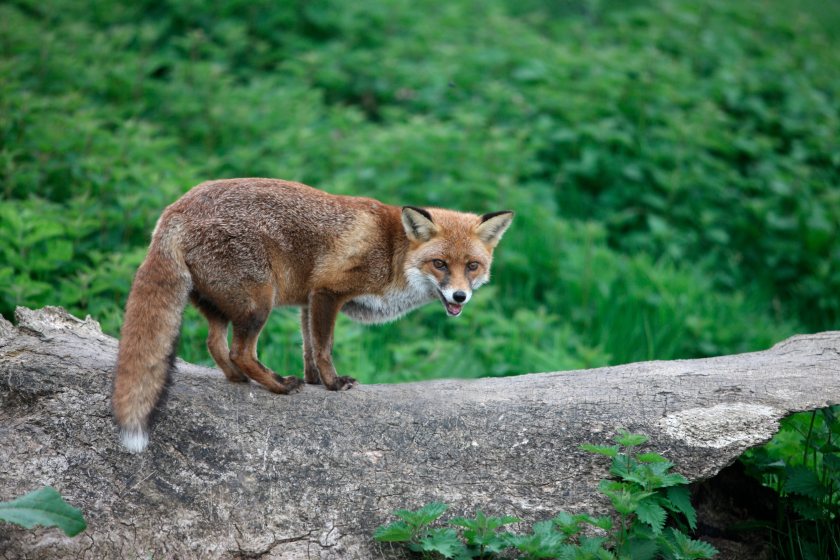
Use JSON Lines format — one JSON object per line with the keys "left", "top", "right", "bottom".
{"left": 1, "top": 306, "right": 839, "bottom": 559}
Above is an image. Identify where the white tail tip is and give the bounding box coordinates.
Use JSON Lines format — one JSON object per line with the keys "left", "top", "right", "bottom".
{"left": 120, "top": 427, "right": 149, "bottom": 453}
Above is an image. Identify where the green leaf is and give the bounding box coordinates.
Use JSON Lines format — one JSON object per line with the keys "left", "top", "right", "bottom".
{"left": 635, "top": 499, "right": 667, "bottom": 534}
{"left": 636, "top": 452, "right": 669, "bottom": 463}
{"left": 665, "top": 486, "right": 697, "bottom": 531}
{"left": 581, "top": 444, "right": 620, "bottom": 457}
{"left": 450, "top": 510, "right": 520, "bottom": 532}
{"left": 33, "top": 239, "right": 74, "bottom": 270}
{"left": 821, "top": 452, "right": 840, "bottom": 474}
{"left": 659, "top": 473, "right": 690, "bottom": 488}
{"left": 588, "top": 515, "right": 614, "bottom": 532}
{"left": 610, "top": 455, "right": 633, "bottom": 480}
{"left": 450, "top": 510, "right": 518, "bottom": 552}
{"left": 373, "top": 521, "right": 414, "bottom": 542}
{"left": 621, "top": 535, "right": 659, "bottom": 560}
{"left": 783, "top": 466, "right": 827, "bottom": 501}
{"left": 615, "top": 431, "right": 648, "bottom": 448}
{"left": 395, "top": 502, "right": 448, "bottom": 528}
{"left": 0, "top": 204, "right": 24, "bottom": 237}
{"left": 553, "top": 511, "right": 580, "bottom": 534}
{"left": 578, "top": 535, "right": 610, "bottom": 554}
{"left": 599, "top": 480, "right": 655, "bottom": 515}
{"left": 0, "top": 486, "right": 86, "bottom": 537}
{"left": 817, "top": 442, "right": 840, "bottom": 456}
{"left": 647, "top": 462, "right": 676, "bottom": 476}
{"left": 23, "top": 221, "right": 64, "bottom": 246}
{"left": 554, "top": 511, "right": 614, "bottom": 534}
{"left": 790, "top": 496, "right": 829, "bottom": 521}
{"left": 506, "top": 520, "right": 566, "bottom": 557}
{"left": 560, "top": 538, "right": 615, "bottom": 560}
{"left": 661, "top": 527, "right": 718, "bottom": 559}
{"left": 418, "top": 527, "right": 466, "bottom": 559}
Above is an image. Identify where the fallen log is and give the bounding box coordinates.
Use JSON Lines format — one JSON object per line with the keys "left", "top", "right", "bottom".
{"left": 1, "top": 306, "right": 838, "bottom": 559}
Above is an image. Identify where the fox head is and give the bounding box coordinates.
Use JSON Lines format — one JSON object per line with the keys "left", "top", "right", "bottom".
{"left": 401, "top": 206, "right": 513, "bottom": 317}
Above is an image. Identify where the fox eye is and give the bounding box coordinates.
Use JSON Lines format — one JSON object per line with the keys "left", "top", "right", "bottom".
{"left": 432, "top": 259, "right": 447, "bottom": 270}
{"left": 467, "top": 261, "right": 480, "bottom": 271}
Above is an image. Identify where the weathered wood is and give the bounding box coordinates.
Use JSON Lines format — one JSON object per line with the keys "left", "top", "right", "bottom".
{"left": 1, "top": 306, "right": 838, "bottom": 559}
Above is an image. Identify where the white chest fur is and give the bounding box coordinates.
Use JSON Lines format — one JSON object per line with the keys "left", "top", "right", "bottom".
{"left": 341, "top": 272, "right": 436, "bottom": 324}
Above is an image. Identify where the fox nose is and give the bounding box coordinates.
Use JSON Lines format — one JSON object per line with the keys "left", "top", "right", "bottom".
{"left": 453, "top": 291, "right": 467, "bottom": 303}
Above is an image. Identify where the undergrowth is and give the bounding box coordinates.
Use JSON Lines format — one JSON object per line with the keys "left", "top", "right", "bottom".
{"left": 375, "top": 431, "right": 717, "bottom": 559}
{"left": 741, "top": 406, "right": 840, "bottom": 560}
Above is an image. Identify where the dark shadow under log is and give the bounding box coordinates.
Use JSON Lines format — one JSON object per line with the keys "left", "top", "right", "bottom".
{"left": 1, "top": 306, "right": 838, "bottom": 559}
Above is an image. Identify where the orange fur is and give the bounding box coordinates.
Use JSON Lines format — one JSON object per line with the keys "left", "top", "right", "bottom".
{"left": 113, "top": 179, "right": 513, "bottom": 452}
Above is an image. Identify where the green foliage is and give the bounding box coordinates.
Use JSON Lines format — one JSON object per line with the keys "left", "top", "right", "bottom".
{"left": 451, "top": 510, "right": 521, "bottom": 556}
{"left": 740, "top": 406, "right": 840, "bottom": 559}
{"left": 589, "top": 430, "right": 706, "bottom": 559}
{"left": 374, "top": 502, "right": 452, "bottom": 554}
{"left": 374, "top": 431, "right": 716, "bottom": 559}
{"left": 0, "top": 486, "right": 86, "bottom": 537}
{"left": 2, "top": 0, "right": 830, "bottom": 382}
{"left": 505, "top": 520, "right": 566, "bottom": 559}
{"left": 398, "top": 503, "right": 451, "bottom": 529}
{"left": 660, "top": 529, "right": 719, "bottom": 560}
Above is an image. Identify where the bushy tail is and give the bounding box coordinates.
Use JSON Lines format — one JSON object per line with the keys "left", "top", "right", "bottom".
{"left": 113, "top": 227, "right": 191, "bottom": 453}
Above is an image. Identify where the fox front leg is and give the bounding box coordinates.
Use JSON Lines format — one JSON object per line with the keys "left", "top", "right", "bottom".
{"left": 307, "top": 290, "right": 357, "bottom": 391}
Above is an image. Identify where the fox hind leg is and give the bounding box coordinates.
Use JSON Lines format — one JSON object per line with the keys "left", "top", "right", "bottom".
{"left": 229, "top": 298, "right": 303, "bottom": 394}
{"left": 191, "top": 293, "right": 248, "bottom": 383}
{"left": 207, "top": 315, "right": 248, "bottom": 383}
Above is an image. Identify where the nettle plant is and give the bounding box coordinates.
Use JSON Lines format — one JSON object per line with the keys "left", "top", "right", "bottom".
{"left": 375, "top": 431, "right": 716, "bottom": 559}
{"left": 741, "top": 406, "right": 840, "bottom": 559}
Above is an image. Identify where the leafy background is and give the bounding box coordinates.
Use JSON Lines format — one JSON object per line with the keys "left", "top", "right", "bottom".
{"left": 1, "top": 0, "right": 838, "bottom": 384}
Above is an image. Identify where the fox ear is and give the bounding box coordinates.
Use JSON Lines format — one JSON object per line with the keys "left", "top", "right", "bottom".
{"left": 402, "top": 206, "right": 437, "bottom": 242}
{"left": 476, "top": 211, "right": 514, "bottom": 247}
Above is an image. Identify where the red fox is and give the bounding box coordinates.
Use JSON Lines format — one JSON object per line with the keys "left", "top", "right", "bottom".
{"left": 113, "top": 179, "right": 513, "bottom": 452}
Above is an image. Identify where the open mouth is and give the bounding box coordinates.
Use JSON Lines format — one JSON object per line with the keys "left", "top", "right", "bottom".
{"left": 444, "top": 301, "right": 463, "bottom": 316}
{"left": 437, "top": 290, "right": 463, "bottom": 316}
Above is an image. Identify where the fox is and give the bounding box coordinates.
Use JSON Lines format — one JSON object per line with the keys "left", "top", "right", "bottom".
{"left": 112, "top": 178, "right": 513, "bottom": 452}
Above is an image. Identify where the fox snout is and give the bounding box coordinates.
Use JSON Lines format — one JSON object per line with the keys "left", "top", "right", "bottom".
{"left": 438, "top": 287, "right": 471, "bottom": 317}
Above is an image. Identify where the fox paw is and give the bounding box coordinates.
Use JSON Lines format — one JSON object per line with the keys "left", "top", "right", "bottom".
{"left": 328, "top": 376, "right": 357, "bottom": 391}
{"left": 277, "top": 375, "right": 305, "bottom": 393}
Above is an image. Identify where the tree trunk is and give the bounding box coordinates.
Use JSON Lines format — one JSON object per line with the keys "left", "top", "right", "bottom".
{"left": 1, "top": 306, "right": 838, "bottom": 559}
